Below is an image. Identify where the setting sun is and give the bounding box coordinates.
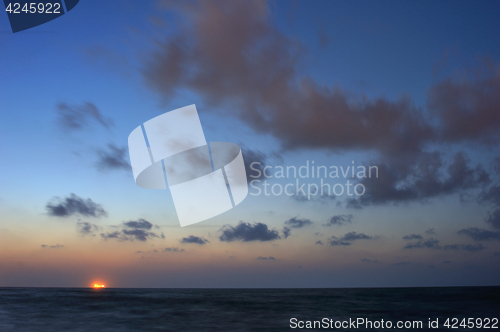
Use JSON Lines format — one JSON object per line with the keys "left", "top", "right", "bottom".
{"left": 92, "top": 284, "right": 105, "bottom": 289}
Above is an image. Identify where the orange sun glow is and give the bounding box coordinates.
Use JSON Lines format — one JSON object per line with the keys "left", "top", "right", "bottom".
{"left": 92, "top": 283, "right": 106, "bottom": 289}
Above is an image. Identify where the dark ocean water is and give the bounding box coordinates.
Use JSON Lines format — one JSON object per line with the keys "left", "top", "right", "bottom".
{"left": 0, "top": 287, "right": 498, "bottom": 331}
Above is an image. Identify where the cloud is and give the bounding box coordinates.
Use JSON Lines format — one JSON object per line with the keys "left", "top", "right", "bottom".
{"left": 479, "top": 184, "right": 500, "bottom": 206}
{"left": 328, "top": 232, "right": 373, "bottom": 246}
{"left": 282, "top": 227, "right": 291, "bottom": 239}
{"left": 360, "top": 259, "right": 378, "bottom": 263}
{"left": 163, "top": 247, "right": 185, "bottom": 253}
{"left": 348, "top": 151, "right": 490, "bottom": 207}
{"left": 425, "top": 228, "right": 436, "bottom": 235}
{"left": 403, "top": 234, "right": 422, "bottom": 240}
{"left": 404, "top": 236, "right": 487, "bottom": 251}
{"left": 123, "top": 219, "right": 153, "bottom": 230}
{"left": 77, "top": 221, "right": 99, "bottom": 236}
{"left": 141, "top": 1, "right": 500, "bottom": 210}
{"left": 256, "top": 256, "right": 275, "bottom": 260}
{"left": 101, "top": 219, "right": 162, "bottom": 242}
{"left": 486, "top": 209, "right": 500, "bottom": 229}
{"left": 56, "top": 102, "right": 113, "bottom": 130}
{"left": 143, "top": 0, "right": 434, "bottom": 157}
{"left": 181, "top": 235, "right": 209, "bottom": 245}
{"left": 46, "top": 193, "right": 107, "bottom": 218}
{"left": 324, "top": 214, "right": 353, "bottom": 227}
{"left": 243, "top": 148, "right": 277, "bottom": 181}
{"left": 219, "top": 221, "right": 281, "bottom": 242}
{"left": 493, "top": 157, "right": 500, "bottom": 175}
{"left": 95, "top": 144, "right": 130, "bottom": 171}
{"left": 315, "top": 240, "right": 324, "bottom": 245}
{"left": 441, "top": 244, "right": 486, "bottom": 252}
{"left": 458, "top": 227, "right": 500, "bottom": 241}
{"left": 342, "top": 232, "right": 373, "bottom": 241}
{"left": 291, "top": 192, "right": 336, "bottom": 204}
{"left": 41, "top": 244, "right": 64, "bottom": 249}
{"left": 122, "top": 229, "right": 159, "bottom": 242}
{"left": 404, "top": 238, "right": 440, "bottom": 249}
{"left": 284, "top": 217, "right": 313, "bottom": 228}
{"left": 427, "top": 64, "right": 500, "bottom": 145}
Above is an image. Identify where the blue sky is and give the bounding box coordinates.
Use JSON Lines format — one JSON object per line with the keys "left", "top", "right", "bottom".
{"left": 1, "top": 0, "right": 500, "bottom": 288}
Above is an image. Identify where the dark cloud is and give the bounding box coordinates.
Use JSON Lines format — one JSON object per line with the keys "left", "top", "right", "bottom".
{"left": 479, "top": 184, "right": 500, "bottom": 206}
{"left": 441, "top": 244, "right": 486, "bottom": 252}
{"left": 101, "top": 219, "right": 161, "bottom": 242}
{"left": 181, "top": 235, "right": 209, "bottom": 245}
{"left": 163, "top": 247, "right": 185, "bottom": 252}
{"left": 404, "top": 238, "right": 440, "bottom": 249}
{"left": 425, "top": 228, "right": 436, "bottom": 235}
{"left": 342, "top": 232, "right": 373, "bottom": 241}
{"left": 405, "top": 236, "right": 487, "bottom": 251}
{"left": 442, "top": 260, "right": 452, "bottom": 264}
{"left": 41, "top": 244, "right": 64, "bottom": 249}
{"left": 315, "top": 240, "right": 324, "bottom": 245}
{"left": 96, "top": 144, "right": 130, "bottom": 171}
{"left": 257, "top": 256, "right": 275, "bottom": 260}
{"left": 284, "top": 217, "right": 313, "bottom": 228}
{"left": 243, "top": 148, "right": 273, "bottom": 181}
{"left": 348, "top": 152, "right": 490, "bottom": 207}
{"left": 219, "top": 221, "right": 281, "bottom": 242}
{"left": 403, "top": 234, "right": 423, "bottom": 240}
{"left": 427, "top": 65, "right": 500, "bottom": 145}
{"left": 486, "top": 209, "right": 500, "bottom": 229}
{"left": 328, "top": 232, "right": 373, "bottom": 246}
{"left": 324, "top": 214, "right": 353, "bottom": 227}
{"left": 122, "top": 229, "right": 159, "bottom": 242}
{"left": 46, "top": 193, "right": 107, "bottom": 218}
{"left": 145, "top": 3, "right": 500, "bottom": 155}
{"left": 291, "top": 192, "right": 336, "bottom": 204}
{"left": 141, "top": 0, "right": 500, "bottom": 210}
{"left": 458, "top": 227, "right": 500, "bottom": 241}
{"left": 77, "top": 221, "right": 99, "bottom": 236}
{"left": 493, "top": 157, "right": 500, "bottom": 175}
{"left": 56, "top": 102, "right": 113, "bottom": 130}
{"left": 360, "top": 259, "right": 378, "bottom": 263}
{"left": 282, "top": 227, "right": 291, "bottom": 239}
{"left": 143, "top": 0, "right": 435, "bottom": 158}
{"left": 123, "top": 219, "right": 153, "bottom": 230}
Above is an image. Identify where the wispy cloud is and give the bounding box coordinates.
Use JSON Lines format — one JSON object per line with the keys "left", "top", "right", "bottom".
{"left": 458, "top": 227, "right": 500, "bottom": 241}
{"left": 77, "top": 221, "right": 99, "bottom": 236}
{"left": 328, "top": 232, "right": 374, "bottom": 246}
{"left": 56, "top": 102, "right": 113, "bottom": 130}
{"left": 404, "top": 237, "right": 487, "bottom": 251}
{"left": 256, "top": 256, "right": 275, "bottom": 260}
{"left": 41, "top": 244, "right": 64, "bottom": 249}
{"left": 163, "top": 247, "right": 185, "bottom": 253}
{"left": 324, "top": 214, "right": 353, "bottom": 227}
{"left": 284, "top": 217, "right": 313, "bottom": 228}
{"left": 95, "top": 144, "right": 130, "bottom": 171}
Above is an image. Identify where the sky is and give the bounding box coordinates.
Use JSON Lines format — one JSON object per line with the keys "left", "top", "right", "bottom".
{"left": 1, "top": 0, "right": 500, "bottom": 288}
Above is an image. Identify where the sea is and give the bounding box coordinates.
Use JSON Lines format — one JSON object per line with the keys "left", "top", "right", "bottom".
{"left": 0, "top": 287, "right": 498, "bottom": 331}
